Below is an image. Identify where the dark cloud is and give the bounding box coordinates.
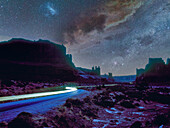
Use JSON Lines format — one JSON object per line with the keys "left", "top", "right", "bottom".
{"left": 79, "top": 14, "right": 107, "bottom": 33}
{"left": 139, "top": 36, "right": 153, "bottom": 46}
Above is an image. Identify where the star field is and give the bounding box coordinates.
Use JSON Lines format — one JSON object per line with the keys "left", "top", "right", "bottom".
{"left": 0, "top": 0, "right": 170, "bottom": 75}
{"left": 0, "top": 0, "right": 101, "bottom": 41}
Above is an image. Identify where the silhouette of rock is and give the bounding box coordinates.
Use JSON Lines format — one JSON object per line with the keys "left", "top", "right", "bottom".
{"left": 120, "top": 100, "right": 135, "bottom": 108}
{"left": 92, "top": 92, "right": 115, "bottom": 107}
{"left": 8, "top": 112, "right": 39, "bottom": 128}
{"left": 0, "top": 38, "right": 77, "bottom": 81}
{"left": 64, "top": 98, "right": 84, "bottom": 108}
{"left": 0, "top": 121, "right": 8, "bottom": 128}
{"left": 130, "top": 121, "right": 142, "bottom": 128}
{"left": 153, "top": 114, "right": 169, "bottom": 126}
{"left": 136, "top": 58, "right": 170, "bottom": 85}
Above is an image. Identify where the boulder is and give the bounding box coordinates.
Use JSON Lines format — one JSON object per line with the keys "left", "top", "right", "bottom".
{"left": 92, "top": 94, "right": 115, "bottom": 107}
{"left": 120, "top": 100, "right": 135, "bottom": 108}
{"left": 0, "top": 121, "right": 8, "bottom": 128}
{"left": 130, "top": 121, "right": 142, "bottom": 128}
{"left": 8, "top": 112, "right": 39, "bottom": 128}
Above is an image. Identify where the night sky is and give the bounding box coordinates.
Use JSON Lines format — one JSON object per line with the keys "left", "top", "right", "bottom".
{"left": 0, "top": 0, "right": 101, "bottom": 41}
{"left": 0, "top": 0, "right": 170, "bottom": 75}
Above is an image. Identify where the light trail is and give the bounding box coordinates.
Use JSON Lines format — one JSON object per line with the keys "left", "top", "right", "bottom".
{"left": 0, "top": 87, "right": 77, "bottom": 102}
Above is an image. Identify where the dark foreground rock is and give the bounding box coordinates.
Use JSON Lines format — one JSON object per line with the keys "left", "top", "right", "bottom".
{"left": 130, "top": 121, "right": 142, "bottom": 128}
{"left": 120, "top": 100, "right": 136, "bottom": 108}
{"left": 0, "top": 121, "right": 8, "bottom": 128}
{"left": 8, "top": 112, "right": 39, "bottom": 128}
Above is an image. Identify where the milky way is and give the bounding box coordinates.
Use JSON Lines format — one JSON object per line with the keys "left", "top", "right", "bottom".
{"left": 0, "top": 0, "right": 170, "bottom": 75}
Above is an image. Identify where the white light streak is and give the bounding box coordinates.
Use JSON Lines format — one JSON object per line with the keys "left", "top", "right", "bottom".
{"left": 0, "top": 87, "right": 77, "bottom": 102}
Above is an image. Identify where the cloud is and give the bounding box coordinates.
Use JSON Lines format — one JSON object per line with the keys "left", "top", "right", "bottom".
{"left": 79, "top": 14, "right": 107, "bottom": 33}
{"left": 67, "top": 0, "right": 170, "bottom": 75}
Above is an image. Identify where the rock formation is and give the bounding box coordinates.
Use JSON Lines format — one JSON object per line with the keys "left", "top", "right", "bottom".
{"left": 0, "top": 38, "right": 77, "bottom": 81}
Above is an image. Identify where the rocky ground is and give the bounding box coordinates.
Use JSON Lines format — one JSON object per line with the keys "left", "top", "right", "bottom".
{"left": 0, "top": 80, "right": 65, "bottom": 96}
{"left": 0, "top": 85, "right": 169, "bottom": 128}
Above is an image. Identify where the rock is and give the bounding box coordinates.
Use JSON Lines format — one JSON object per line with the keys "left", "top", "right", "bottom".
{"left": 8, "top": 112, "right": 39, "bottom": 128}
{"left": 81, "top": 106, "right": 98, "bottom": 118}
{"left": 124, "top": 117, "right": 131, "bottom": 121}
{"left": 54, "top": 112, "right": 93, "bottom": 128}
{"left": 0, "top": 39, "right": 76, "bottom": 81}
{"left": 153, "top": 114, "right": 169, "bottom": 126}
{"left": 0, "top": 121, "right": 8, "bottom": 128}
{"left": 145, "top": 121, "right": 152, "bottom": 127}
{"left": 109, "top": 119, "right": 116, "bottom": 125}
{"left": 0, "top": 89, "right": 8, "bottom": 95}
{"left": 92, "top": 95, "right": 115, "bottom": 107}
{"left": 114, "top": 91, "right": 126, "bottom": 102}
{"left": 1, "top": 80, "right": 14, "bottom": 87}
{"left": 83, "top": 96, "right": 92, "bottom": 104}
{"left": 114, "top": 92, "right": 125, "bottom": 96}
{"left": 64, "top": 98, "right": 84, "bottom": 108}
{"left": 134, "top": 103, "right": 140, "bottom": 106}
{"left": 130, "top": 121, "right": 142, "bottom": 128}
{"left": 120, "top": 100, "right": 135, "bottom": 108}
{"left": 147, "top": 92, "right": 170, "bottom": 104}
{"left": 42, "top": 122, "right": 49, "bottom": 127}
{"left": 109, "top": 93, "right": 116, "bottom": 97}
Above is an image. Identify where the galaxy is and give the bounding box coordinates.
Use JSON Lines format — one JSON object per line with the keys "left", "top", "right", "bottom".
{"left": 0, "top": 0, "right": 170, "bottom": 75}
{"left": 39, "top": 2, "right": 59, "bottom": 17}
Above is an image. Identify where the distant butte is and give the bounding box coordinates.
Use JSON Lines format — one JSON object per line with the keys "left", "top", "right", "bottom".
{"left": 0, "top": 38, "right": 77, "bottom": 81}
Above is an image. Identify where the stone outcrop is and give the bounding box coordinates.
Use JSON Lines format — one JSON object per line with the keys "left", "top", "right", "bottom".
{"left": 0, "top": 38, "right": 77, "bottom": 81}
{"left": 136, "top": 58, "right": 170, "bottom": 85}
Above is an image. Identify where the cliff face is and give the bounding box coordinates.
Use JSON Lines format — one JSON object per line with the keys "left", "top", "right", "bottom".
{"left": 0, "top": 39, "right": 77, "bottom": 81}
{"left": 136, "top": 64, "right": 170, "bottom": 84}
